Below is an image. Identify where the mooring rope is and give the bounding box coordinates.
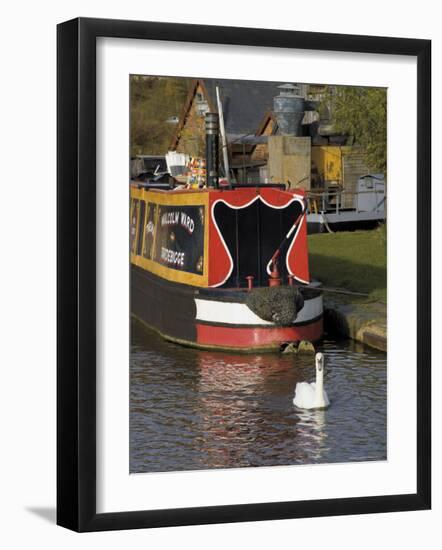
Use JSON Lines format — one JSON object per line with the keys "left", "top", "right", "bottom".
{"left": 304, "top": 284, "right": 369, "bottom": 297}
{"left": 321, "top": 212, "right": 334, "bottom": 233}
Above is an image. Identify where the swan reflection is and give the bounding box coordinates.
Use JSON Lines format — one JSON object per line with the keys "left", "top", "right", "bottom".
{"left": 294, "top": 409, "right": 330, "bottom": 461}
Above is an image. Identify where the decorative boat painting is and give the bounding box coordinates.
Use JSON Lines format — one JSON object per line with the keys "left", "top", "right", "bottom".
{"left": 130, "top": 183, "right": 323, "bottom": 351}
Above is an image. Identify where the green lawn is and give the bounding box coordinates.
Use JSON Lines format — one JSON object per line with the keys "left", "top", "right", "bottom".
{"left": 307, "top": 227, "right": 387, "bottom": 303}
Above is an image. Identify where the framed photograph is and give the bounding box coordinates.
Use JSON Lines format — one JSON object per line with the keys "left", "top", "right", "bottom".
{"left": 57, "top": 17, "right": 431, "bottom": 532}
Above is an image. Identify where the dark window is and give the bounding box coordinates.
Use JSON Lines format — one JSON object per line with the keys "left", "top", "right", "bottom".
{"left": 136, "top": 200, "right": 146, "bottom": 256}
{"left": 130, "top": 199, "right": 139, "bottom": 254}
{"left": 143, "top": 203, "right": 157, "bottom": 260}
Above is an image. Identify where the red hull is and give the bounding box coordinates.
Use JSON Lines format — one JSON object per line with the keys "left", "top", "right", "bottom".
{"left": 196, "top": 318, "right": 323, "bottom": 350}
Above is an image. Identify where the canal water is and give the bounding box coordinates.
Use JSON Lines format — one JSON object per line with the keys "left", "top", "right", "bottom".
{"left": 130, "top": 318, "right": 387, "bottom": 473}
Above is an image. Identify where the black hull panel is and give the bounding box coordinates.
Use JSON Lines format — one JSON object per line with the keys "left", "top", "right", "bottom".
{"left": 131, "top": 264, "right": 197, "bottom": 343}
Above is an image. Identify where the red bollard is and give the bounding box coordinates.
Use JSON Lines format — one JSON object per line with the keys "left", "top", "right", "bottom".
{"left": 268, "top": 257, "right": 281, "bottom": 287}
{"left": 246, "top": 276, "right": 254, "bottom": 290}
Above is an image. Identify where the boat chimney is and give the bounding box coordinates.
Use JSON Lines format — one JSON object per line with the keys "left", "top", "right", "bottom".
{"left": 205, "top": 112, "right": 220, "bottom": 188}
{"left": 273, "top": 83, "right": 306, "bottom": 136}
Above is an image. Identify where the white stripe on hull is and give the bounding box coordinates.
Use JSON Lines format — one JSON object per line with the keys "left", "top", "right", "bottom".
{"left": 195, "top": 295, "right": 322, "bottom": 326}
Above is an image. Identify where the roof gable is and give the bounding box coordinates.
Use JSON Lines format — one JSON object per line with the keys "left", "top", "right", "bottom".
{"left": 171, "top": 78, "right": 286, "bottom": 149}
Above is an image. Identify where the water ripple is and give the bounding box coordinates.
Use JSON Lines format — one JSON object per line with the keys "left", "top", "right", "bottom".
{"left": 130, "top": 319, "right": 386, "bottom": 473}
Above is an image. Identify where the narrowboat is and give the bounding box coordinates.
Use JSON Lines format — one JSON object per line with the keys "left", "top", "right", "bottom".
{"left": 130, "top": 113, "right": 323, "bottom": 352}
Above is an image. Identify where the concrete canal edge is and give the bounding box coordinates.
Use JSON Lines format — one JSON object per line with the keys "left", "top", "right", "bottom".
{"left": 323, "top": 297, "right": 387, "bottom": 352}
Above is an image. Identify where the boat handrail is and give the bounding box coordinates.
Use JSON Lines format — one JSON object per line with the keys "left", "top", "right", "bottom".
{"left": 307, "top": 188, "right": 387, "bottom": 215}
{"left": 228, "top": 183, "right": 287, "bottom": 190}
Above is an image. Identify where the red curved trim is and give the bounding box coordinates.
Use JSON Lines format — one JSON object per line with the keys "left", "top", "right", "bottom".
{"left": 196, "top": 318, "right": 323, "bottom": 348}
{"left": 287, "top": 213, "right": 310, "bottom": 283}
{"left": 208, "top": 187, "right": 308, "bottom": 287}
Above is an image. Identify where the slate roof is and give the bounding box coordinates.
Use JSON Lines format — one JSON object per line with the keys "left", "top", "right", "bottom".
{"left": 202, "top": 78, "right": 284, "bottom": 140}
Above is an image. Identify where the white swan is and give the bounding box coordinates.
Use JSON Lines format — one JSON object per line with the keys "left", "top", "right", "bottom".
{"left": 293, "top": 352, "right": 330, "bottom": 410}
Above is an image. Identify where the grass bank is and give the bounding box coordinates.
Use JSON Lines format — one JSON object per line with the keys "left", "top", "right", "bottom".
{"left": 307, "top": 227, "right": 386, "bottom": 303}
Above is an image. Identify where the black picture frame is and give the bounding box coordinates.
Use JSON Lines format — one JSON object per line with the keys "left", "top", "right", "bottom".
{"left": 57, "top": 17, "right": 431, "bottom": 532}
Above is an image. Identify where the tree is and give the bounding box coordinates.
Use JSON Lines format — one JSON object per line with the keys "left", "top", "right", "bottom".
{"left": 130, "top": 76, "right": 190, "bottom": 156}
{"left": 177, "top": 117, "right": 206, "bottom": 158}
{"left": 327, "top": 86, "right": 387, "bottom": 174}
